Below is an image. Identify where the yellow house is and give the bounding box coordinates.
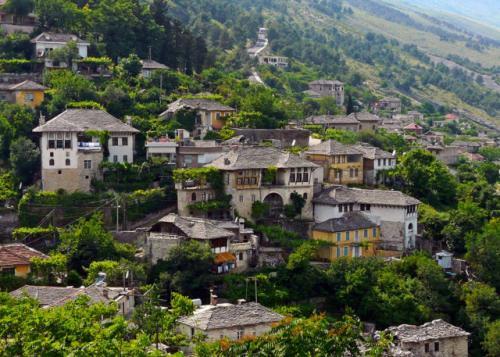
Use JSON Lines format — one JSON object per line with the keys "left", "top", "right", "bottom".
{"left": 0, "top": 80, "right": 46, "bottom": 109}
{"left": 305, "top": 140, "right": 364, "bottom": 185}
{"left": 0, "top": 243, "right": 47, "bottom": 278}
{"left": 312, "top": 212, "right": 380, "bottom": 261}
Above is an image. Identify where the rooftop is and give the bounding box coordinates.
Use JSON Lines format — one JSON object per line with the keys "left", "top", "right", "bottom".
{"left": 208, "top": 146, "right": 318, "bottom": 170}
{"left": 0, "top": 80, "right": 46, "bottom": 91}
{"left": 314, "top": 186, "right": 420, "bottom": 207}
{"left": 141, "top": 59, "right": 168, "bottom": 70}
{"left": 32, "top": 32, "right": 89, "bottom": 45}
{"left": 33, "top": 109, "right": 140, "bottom": 133}
{"left": 177, "top": 302, "right": 284, "bottom": 330}
{"left": 304, "top": 115, "right": 360, "bottom": 125}
{"left": 0, "top": 244, "right": 47, "bottom": 268}
{"left": 353, "top": 145, "right": 394, "bottom": 159}
{"left": 380, "top": 97, "right": 401, "bottom": 103}
{"left": 153, "top": 214, "right": 235, "bottom": 240}
{"left": 309, "top": 79, "right": 344, "bottom": 85}
{"left": 404, "top": 123, "right": 423, "bottom": 130}
{"left": 347, "top": 112, "right": 381, "bottom": 122}
{"left": 161, "top": 98, "right": 235, "bottom": 116}
{"left": 306, "top": 140, "right": 364, "bottom": 156}
{"left": 387, "top": 319, "right": 470, "bottom": 343}
{"left": 314, "top": 212, "right": 378, "bottom": 233}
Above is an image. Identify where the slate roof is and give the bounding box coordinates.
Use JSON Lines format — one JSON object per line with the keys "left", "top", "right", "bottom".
{"left": 0, "top": 80, "right": 46, "bottom": 91}
{"left": 156, "top": 214, "right": 235, "bottom": 240}
{"left": 380, "top": 97, "right": 401, "bottom": 103}
{"left": 348, "top": 112, "right": 381, "bottom": 122}
{"left": 314, "top": 186, "right": 420, "bottom": 207}
{"left": 32, "top": 32, "right": 89, "bottom": 44}
{"left": 387, "top": 319, "right": 470, "bottom": 343}
{"left": 33, "top": 109, "right": 139, "bottom": 133}
{"left": 306, "top": 140, "right": 363, "bottom": 156}
{"left": 314, "top": 212, "right": 377, "bottom": 233}
{"left": 304, "top": 115, "right": 359, "bottom": 125}
{"left": 309, "top": 79, "right": 343, "bottom": 85}
{"left": 0, "top": 244, "right": 47, "bottom": 268}
{"left": 404, "top": 123, "right": 423, "bottom": 130}
{"left": 208, "top": 146, "right": 318, "bottom": 170}
{"left": 141, "top": 59, "right": 168, "bottom": 70}
{"left": 161, "top": 98, "right": 235, "bottom": 116}
{"left": 354, "top": 145, "right": 394, "bottom": 160}
{"left": 232, "top": 128, "right": 310, "bottom": 147}
{"left": 177, "top": 302, "right": 284, "bottom": 330}
{"left": 451, "top": 140, "right": 481, "bottom": 148}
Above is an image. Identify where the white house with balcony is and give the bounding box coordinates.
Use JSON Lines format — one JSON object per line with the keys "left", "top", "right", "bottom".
{"left": 33, "top": 109, "right": 139, "bottom": 192}
{"left": 313, "top": 186, "right": 420, "bottom": 252}
{"left": 145, "top": 137, "right": 177, "bottom": 163}
{"left": 32, "top": 32, "right": 90, "bottom": 68}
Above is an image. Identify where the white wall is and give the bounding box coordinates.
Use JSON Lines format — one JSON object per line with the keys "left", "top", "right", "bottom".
{"left": 40, "top": 132, "right": 79, "bottom": 169}
{"left": 108, "top": 134, "right": 134, "bottom": 163}
{"left": 36, "top": 42, "right": 88, "bottom": 58}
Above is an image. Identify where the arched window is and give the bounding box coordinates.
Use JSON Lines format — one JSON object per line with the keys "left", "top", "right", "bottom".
{"left": 408, "top": 223, "right": 414, "bottom": 231}
{"left": 191, "top": 192, "right": 197, "bottom": 201}
{"left": 303, "top": 193, "right": 308, "bottom": 200}
{"left": 49, "top": 159, "right": 54, "bottom": 166}
{"left": 65, "top": 159, "right": 70, "bottom": 166}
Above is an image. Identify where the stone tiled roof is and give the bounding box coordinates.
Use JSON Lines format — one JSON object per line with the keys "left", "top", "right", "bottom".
{"left": 161, "top": 98, "right": 235, "bottom": 116}
{"left": 32, "top": 32, "right": 89, "bottom": 44}
{"left": 354, "top": 145, "right": 394, "bottom": 160}
{"left": 232, "top": 128, "right": 310, "bottom": 147}
{"left": 404, "top": 123, "right": 423, "bottom": 130}
{"left": 0, "top": 244, "right": 47, "bottom": 268}
{"left": 209, "top": 146, "right": 318, "bottom": 170}
{"left": 348, "top": 112, "right": 381, "bottom": 122}
{"left": 141, "top": 59, "right": 168, "bottom": 70}
{"left": 178, "top": 302, "right": 284, "bottom": 330}
{"left": 309, "top": 79, "right": 343, "bottom": 85}
{"left": 157, "top": 214, "right": 235, "bottom": 240}
{"left": 451, "top": 140, "right": 481, "bottom": 148}
{"left": 0, "top": 80, "right": 46, "bottom": 91}
{"left": 304, "top": 115, "right": 360, "bottom": 125}
{"left": 33, "top": 109, "right": 139, "bottom": 133}
{"left": 380, "top": 97, "right": 401, "bottom": 103}
{"left": 306, "top": 140, "right": 364, "bottom": 156}
{"left": 314, "top": 186, "right": 420, "bottom": 207}
{"left": 387, "top": 319, "right": 470, "bottom": 343}
{"left": 314, "top": 212, "right": 377, "bottom": 233}
{"left": 10, "top": 285, "right": 127, "bottom": 307}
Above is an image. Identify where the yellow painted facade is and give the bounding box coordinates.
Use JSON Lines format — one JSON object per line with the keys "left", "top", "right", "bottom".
{"left": 305, "top": 153, "right": 363, "bottom": 185}
{"left": 312, "top": 226, "right": 380, "bottom": 261}
{"left": 14, "top": 90, "right": 45, "bottom": 109}
{"left": 14, "top": 264, "right": 31, "bottom": 278}
{"left": 209, "top": 110, "right": 233, "bottom": 130}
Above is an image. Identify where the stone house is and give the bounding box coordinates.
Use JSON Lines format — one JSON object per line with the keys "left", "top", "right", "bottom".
{"left": 377, "top": 97, "right": 402, "bottom": 115}
{"left": 0, "top": 0, "right": 36, "bottom": 34}
{"left": 178, "top": 300, "right": 284, "bottom": 345}
{"left": 31, "top": 32, "right": 90, "bottom": 68}
{"left": 145, "top": 136, "right": 177, "bottom": 163}
{"left": 229, "top": 128, "right": 311, "bottom": 149}
{"left": 347, "top": 112, "right": 382, "bottom": 131}
{"left": 450, "top": 140, "right": 481, "bottom": 153}
{"left": 176, "top": 139, "right": 224, "bottom": 168}
{"left": 145, "top": 213, "right": 258, "bottom": 273}
{"left": 313, "top": 186, "right": 420, "bottom": 252}
{"left": 0, "top": 80, "right": 46, "bottom": 109}
{"left": 10, "top": 285, "right": 135, "bottom": 316}
{"left": 299, "top": 115, "right": 361, "bottom": 132}
{"left": 140, "top": 59, "right": 168, "bottom": 78}
{"left": 176, "top": 146, "right": 321, "bottom": 221}
{"left": 258, "top": 55, "right": 289, "bottom": 67}
{"left": 305, "top": 140, "right": 364, "bottom": 185}
{"left": 305, "top": 79, "right": 345, "bottom": 106}
{"left": 354, "top": 145, "right": 396, "bottom": 185}
{"left": 312, "top": 212, "right": 381, "bottom": 261}
{"left": 404, "top": 123, "right": 424, "bottom": 136}
{"left": 407, "top": 111, "right": 424, "bottom": 121}
{"left": 0, "top": 244, "right": 47, "bottom": 278}
{"left": 383, "top": 319, "right": 469, "bottom": 357}
{"left": 33, "top": 109, "right": 139, "bottom": 192}
{"left": 159, "top": 98, "right": 236, "bottom": 138}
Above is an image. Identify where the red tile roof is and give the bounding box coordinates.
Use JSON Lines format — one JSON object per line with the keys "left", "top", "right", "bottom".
{"left": 0, "top": 244, "right": 47, "bottom": 268}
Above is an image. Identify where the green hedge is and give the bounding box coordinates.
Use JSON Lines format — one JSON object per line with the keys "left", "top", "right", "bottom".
{"left": 124, "top": 188, "right": 170, "bottom": 222}
{"left": 0, "top": 59, "right": 35, "bottom": 73}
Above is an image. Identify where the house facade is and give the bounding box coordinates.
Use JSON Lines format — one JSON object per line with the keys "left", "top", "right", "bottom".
{"left": 145, "top": 137, "right": 177, "bottom": 163}
{"left": 176, "top": 146, "right": 321, "bottom": 221}
{"left": 33, "top": 109, "right": 139, "bottom": 192}
{"left": 299, "top": 115, "right": 361, "bottom": 132}
{"left": 312, "top": 212, "right": 381, "bottom": 261}
{"left": 305, "top": 140, "right": 364, "bottom": 185}
{"left": 32, "top": 32, "right": 90, "bottom": 68}
{"left": 305, "top": 80, "right": 344, "bottom": 106}
{"left": 140, "top": 59, "right": 168, "bottom": 78}
{"left": 384, "top": 319, "right": 470, "bottom": 357}
{"left": 145, "top": 214, "right": 258, "bottom": 273}
{"left": 348, "top": 112, "right": 382, "bottom": 131}
{"left": 0, "top": 80, "right": 46, "bottom": 109}
{"left": 159, "top": 98, "right": 235, "bottom": 138}
{"left": 0, "top": 244, "right": 47, "bottom": 278}
{"left": 354, "top": 145, "right": 396, "bottom": 185}
{"left": 176, "top": 140, "right": 224, "bottom": 168}
{"left": 313, "top": 186, "right": 420, "bottom": 251}
{"left": 376, "top": 97, "right": 402, "bottom": 115}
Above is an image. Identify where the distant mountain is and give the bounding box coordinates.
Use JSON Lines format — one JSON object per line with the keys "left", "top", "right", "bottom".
{"left": 397, "top": 0, "right": 500, "bottom": 30}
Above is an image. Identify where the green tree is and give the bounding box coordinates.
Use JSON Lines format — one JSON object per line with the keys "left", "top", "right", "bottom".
{"left": 118, "top": 53, "right": 143, "bottom": 78}
{"left": 48, "top": 41, "right": 79, "bottom": 68}
{"left": 483, "top": 320, "right": 500, "bottom": 357}
{"left": 9, "top": 137, "right": 40, "bottom": 184}
{"left": 30, "top": 253, "right": 67, "bottom": 285}
{"left": 34, "top": 0, "right": 85, "bottom": 32}
{"left": 1, "top": 0, "right": 34, "bottom": 16}
{"left": 84, "top": 259, "right": 146, "bottom": 286}
{"left": 324, "top": 129, "right": 358, "bottom": 144}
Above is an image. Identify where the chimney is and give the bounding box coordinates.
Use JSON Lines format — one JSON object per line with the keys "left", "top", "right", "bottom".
{"left": 237, "top": 299, "right": 246, "bottom": 305}
{"left": 39, "top": 114, "right": 45, "bottom": 126}
{"left": 210, "top": 289, "right": 218, "bottom": 306}
{"left": 125, "top": 115, "right": 132, "bottom": 125}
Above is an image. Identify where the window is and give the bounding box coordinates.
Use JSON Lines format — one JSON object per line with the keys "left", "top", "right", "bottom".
{"left": 303, "top": 169, "right": 309, "bottom": 182}
{"left": 373, "top": 227, "right": 377, "bottom": 237}
{"left": 24, "top": 92, "right": 34, "bottom": 102}
{"left": 85, "top": 175, "right": 89, "bottom": 179}
{"left": 383, "top": 158, "right": 386, "bottom": 166}
{"left": 290, "top": 169, "right": 296, "bottom": 183}
{"left": 48, "top": 140, "right": 55, "bottom": 149}
{"left": 122, "top": 137, "right": 128, "bottom": 146}
{"left": 303, "top": 193, "right": 308, "bottom": 200}
{"left": 336, "top": 232, "right": 341, "bottom": 242}
{"left": 408, "top": 223, "right": 414, "bottom": 231}
{"left": 225, "top": 173, "right": 230, "bottom": 184}
{"left": 339, "top": 205, "right": 343, "bottom": 213}
{"left": 49, "top": 159, "right": 54, "bottom": 166}
{"left": 64, "top": 139, "right": 71, "bottom": 149}
{"left": 239, "top": 195, "right": 243, "bottom": 202}
{"left": 337, "top": 247, "right": 340, "bottom": 257}
{"left": 296, "top": 168, "right": 302, "bottom": 182}
{"left": 364, "top": 229, "right": 368, "bottom": 238}
{"left": 112, "top": 137, "right": 119, "bottom": 146}
{"left": 0, "top": 267, "right": 15, "bottom": 275}
{"left": 50, "top": 152, "right": 54, "bottom": 157}
{"left": 191, "top": 192, "right": 196, "bottom": 201}
{"left": 349, "top": 204, "right": 354, "bottom": 211}
{"left": 355, "top": 230, "right": 359, "bottom": 242}
{"left": 425, "top": 343, "right": 429, "bottom": 353}
{"left": 349, "top": 168, "right": 354, "bottom": 177}
{"left": 354, "top": 168, "right": 358, "bottom": 177}
{"left": 123, "top": 155, "right": 128, "bottom": 163}
{"left": 344, "top": 246, "right": 348, "bottom": 256}
{"left": 237, "top": 329, "right": 244, "bottom": 339}
{"left": 184, "top": 155, "right": 193, "bottom": 164}
{"left": 201, "top": 192, "right": 207, "bottom": 201}
{"left": 57, "top": 170, "right": 62, "bottom": 174}
{"left": 346, "top": 231, "right": 350, "bottom": 241}
{"left": 113, "top": 155, "right": 118, "bottom": 163}
{"left": 65, "top": 159, "right": 70, "bottom": 166}
{"left": 56, "top": 140, "right": 63, "bottom": 148}
{"left": 191, "top": 327, "right": 195, "bottom": 338}
{"left": 239, "top": 252, "right": 244, "bottom": 261}
{"left": 378, "top": 159, "right": 381, "bottom": 166}
{"left": 251, "top": 194, "right": 256, "bottom": 202}
{"left": 84, "top": 160, "right": 91, "bottom": 169}
{"left": 434, "top": 342, "right": 439, "bottom": 352}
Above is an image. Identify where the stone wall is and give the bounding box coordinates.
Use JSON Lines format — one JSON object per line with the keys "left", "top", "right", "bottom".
{"left": 0, "top": 208, "right": 18, "bottom": 241}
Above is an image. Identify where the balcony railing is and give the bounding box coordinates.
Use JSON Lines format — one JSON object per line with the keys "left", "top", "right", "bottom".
{"left": 78, "top": 142, "right": 102, "bottom": 151}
